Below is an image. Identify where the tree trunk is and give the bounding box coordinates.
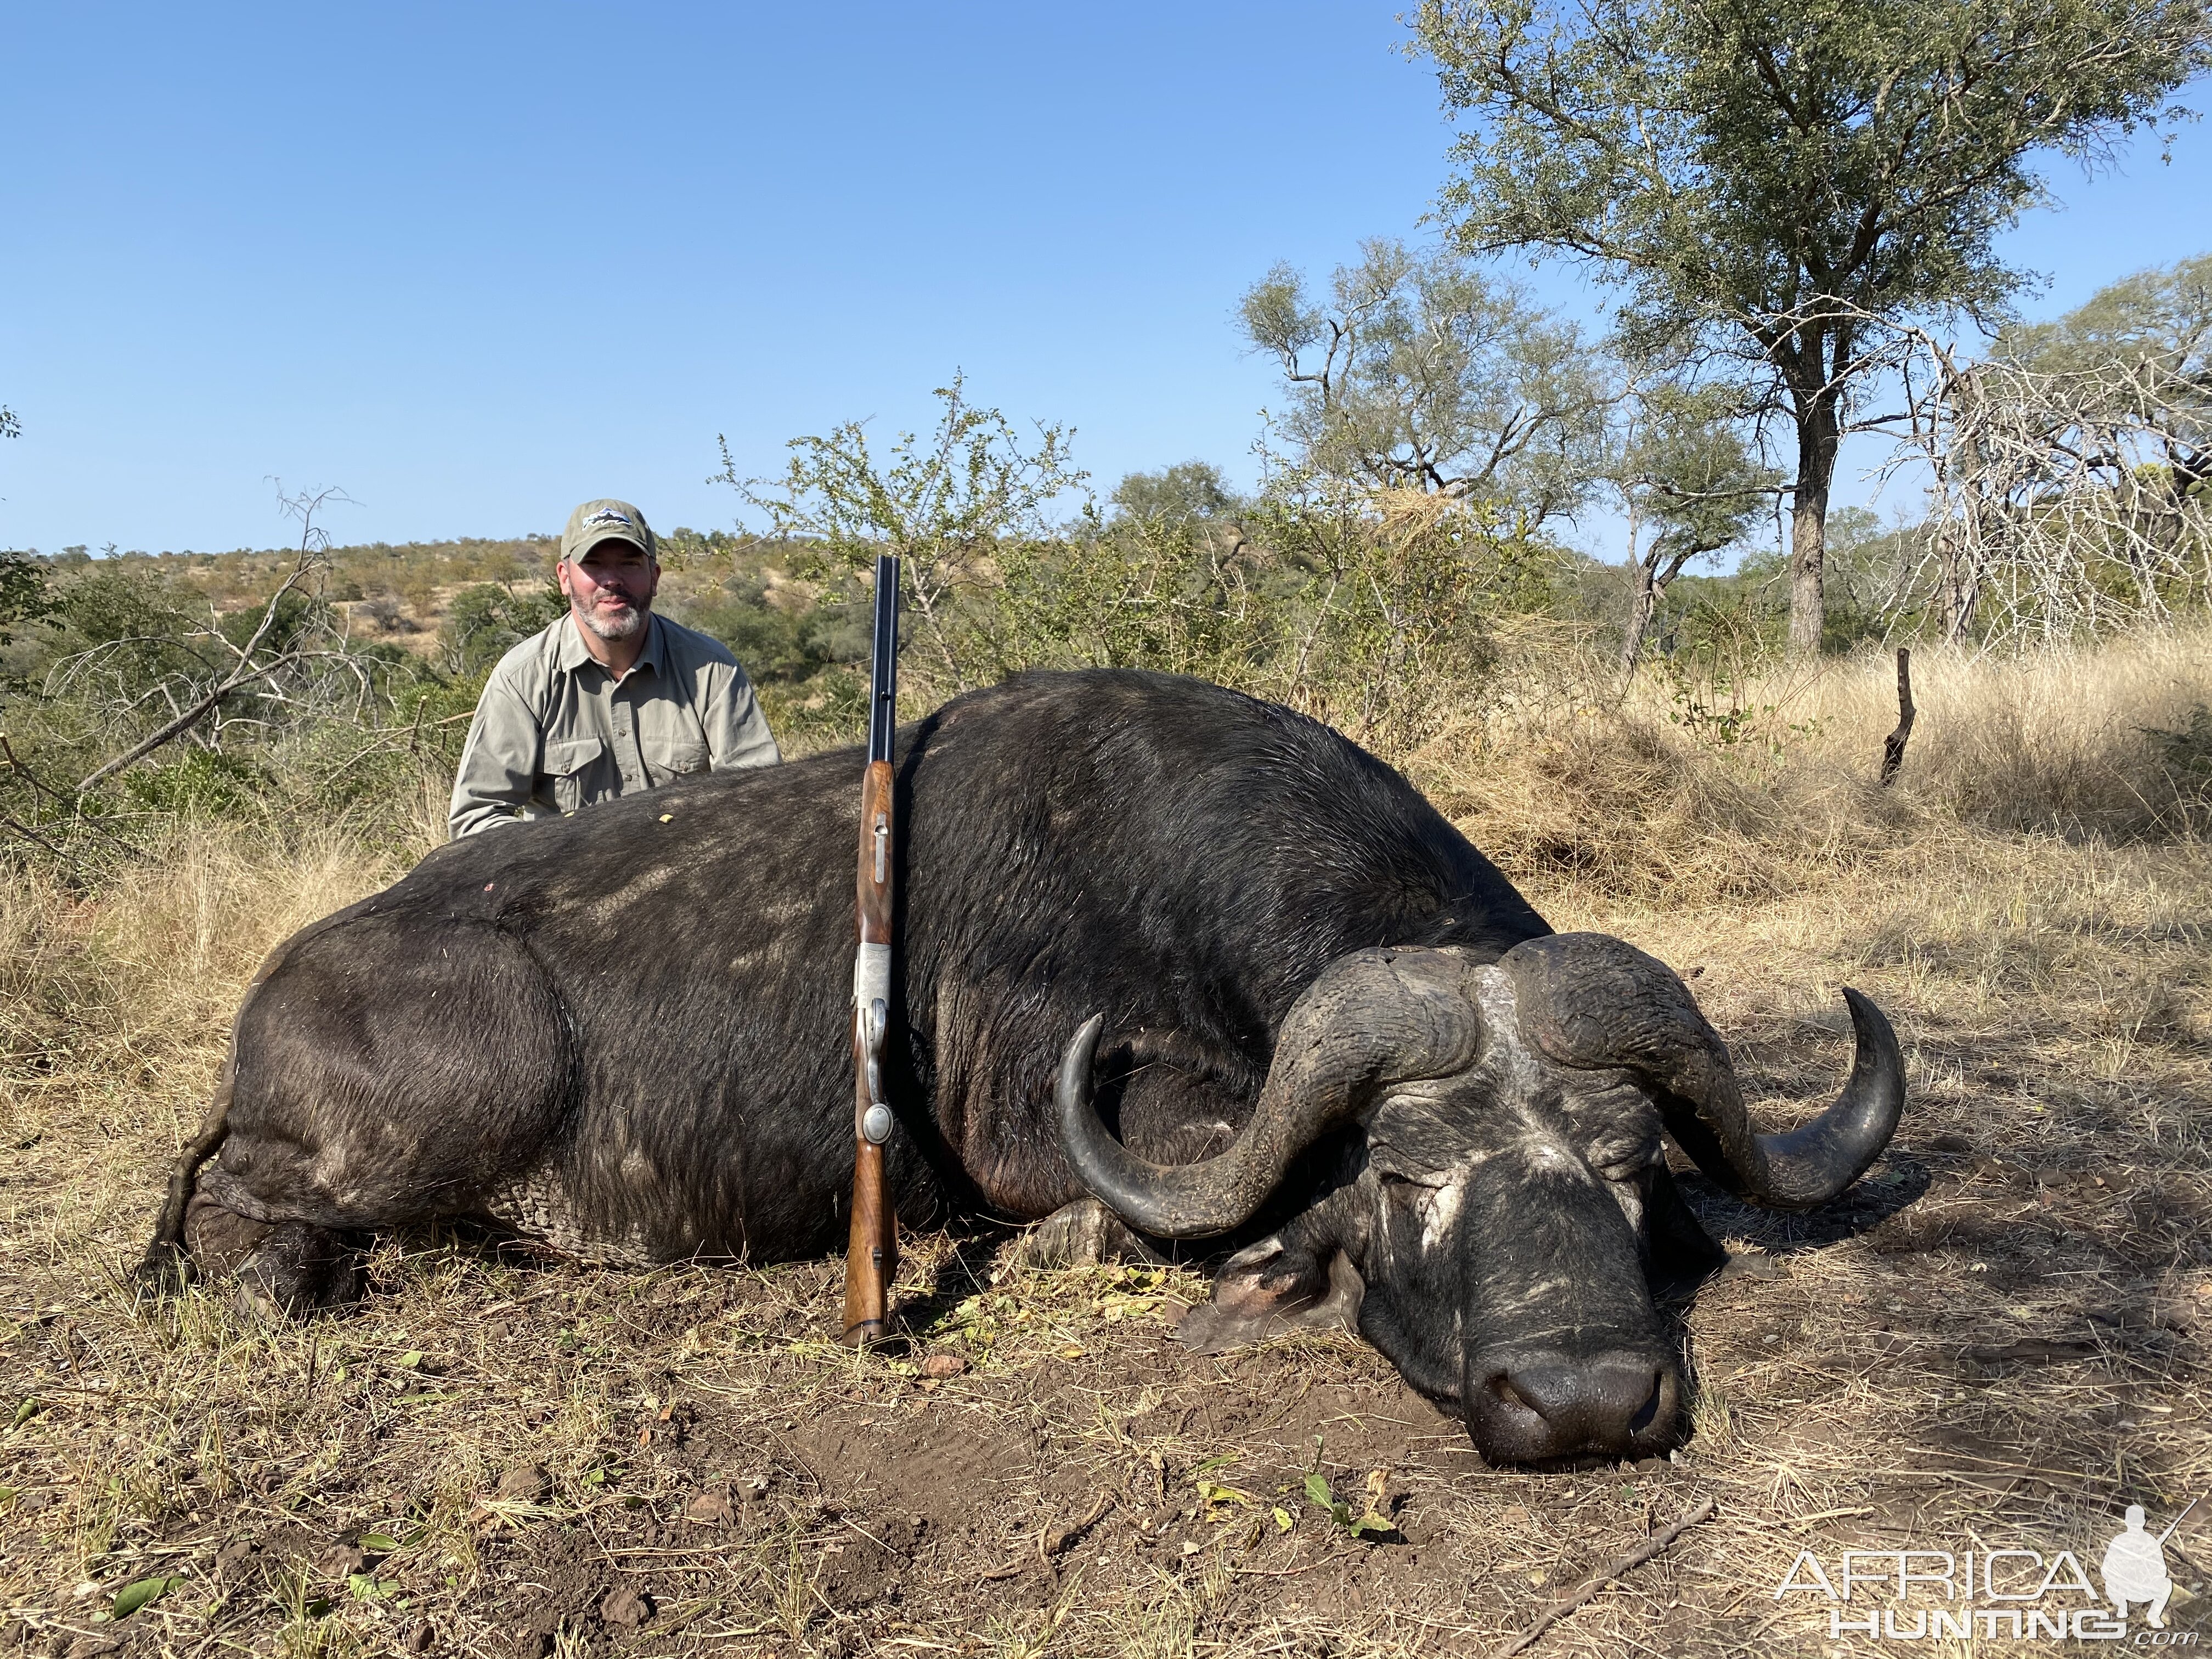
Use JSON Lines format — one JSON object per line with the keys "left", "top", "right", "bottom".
{"left": 1938, "top": 529, "right": 1977, "bottom": 645}
{"left": 1618, "top": 502, "right": 1654, "bottom": 674}
{"left": 1787, "top": 394, "right": 1840, "bottom": 657}
{"left": 1620, "top": 571, "right": 1658, "bottom": 674}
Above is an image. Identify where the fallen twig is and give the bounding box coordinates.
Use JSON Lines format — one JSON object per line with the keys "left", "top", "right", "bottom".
{"left": 0, "top": 733, "right": 67, "bottom": 806}
{"left": 0, "top": 735, "right": 137, "bottom": 857}
{"left": 1492, "top": 1494, "right": 1717, "bottom": 1657}
{"left": 1231, "top": 1549, "right": 1361, "bottom": 1579}
{"left": 979, "top": 1494, "right": 1117, "bottom": 1583}
{"left": 1044, "top": 1491, "right": 1113, "bottom": 1557}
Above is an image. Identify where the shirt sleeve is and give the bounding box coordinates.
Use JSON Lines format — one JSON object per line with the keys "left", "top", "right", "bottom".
{"left": 448, "top": 665, "right": 544, "bottom": 838}
{"left": 700, "top": 660, "right": 782, "bottom": 771}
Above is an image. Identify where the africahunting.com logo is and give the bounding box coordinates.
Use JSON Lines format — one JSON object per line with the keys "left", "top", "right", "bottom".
{"left": 1773, "top": 1500, "right": 2200, "bottom": 1644}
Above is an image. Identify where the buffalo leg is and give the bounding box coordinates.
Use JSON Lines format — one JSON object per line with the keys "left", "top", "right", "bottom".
{"left": 187, "top": 1192, "right": 364, "bottom": 1320}
{"left": 1023, "top": 1197, "right": 1163, "bottom": 1268}
{"left": 1178, "top": 1231, "right": 1367, "bottom": 1355}
{"left": 137, "top": 922, "right": 337, "bottom": 1297}
{"left": 235, "top": 1223, "right": 365, "bottom": 1321}
{"left": 171, "top": 912, "right": 573, "bottom": 1305}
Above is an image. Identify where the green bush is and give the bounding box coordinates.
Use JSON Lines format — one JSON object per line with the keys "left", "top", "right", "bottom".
{"left": 121, "top": 749, "right": 270, "bottom": 817}
{"left": 438, "top": 583, "right": 565, "bottom": 676}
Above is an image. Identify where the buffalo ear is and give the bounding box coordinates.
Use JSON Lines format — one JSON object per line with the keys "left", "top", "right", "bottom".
{"left": 1176, "top": 1236, "right": 1366, "bottom": 1356}
{"left": 1644, "top": 1165, "right": 1729, "bottom": 1291}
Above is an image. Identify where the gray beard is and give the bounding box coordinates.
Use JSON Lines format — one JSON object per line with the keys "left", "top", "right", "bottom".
{"left": 574, "top": 596, "right": 648, "bottom": 642}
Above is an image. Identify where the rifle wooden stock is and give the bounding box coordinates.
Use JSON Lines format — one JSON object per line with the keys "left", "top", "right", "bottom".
{"left": 842, "top": 756, "right": 897, "bottom": 1344}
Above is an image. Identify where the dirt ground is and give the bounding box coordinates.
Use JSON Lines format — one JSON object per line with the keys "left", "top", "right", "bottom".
{"left": 4, "top": 816, "right": 2211, "bottom": 1656}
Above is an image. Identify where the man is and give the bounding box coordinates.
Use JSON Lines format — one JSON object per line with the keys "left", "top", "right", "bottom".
{"left": 2102, "top": 1505, "right": 2174, "bottom": 1629}
{"left": 448, "top": 498, "right": 780, "bottom": 838}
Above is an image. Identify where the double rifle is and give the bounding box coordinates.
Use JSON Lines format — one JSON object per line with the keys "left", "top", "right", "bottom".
{"left": 842, "top": 553, "right": 900, "bottom": 1345}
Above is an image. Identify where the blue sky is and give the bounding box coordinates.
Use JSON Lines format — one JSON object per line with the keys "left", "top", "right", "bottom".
{"left": 5, "top": 4, "right": 2208, "bottom": 558}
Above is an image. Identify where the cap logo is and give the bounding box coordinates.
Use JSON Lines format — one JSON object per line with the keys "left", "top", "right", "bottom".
{"left": 584, "top": 509, "right": 635, "bottom": 528}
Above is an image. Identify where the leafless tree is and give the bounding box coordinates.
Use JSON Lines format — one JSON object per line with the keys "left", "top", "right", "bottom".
{"left": 1880, "top": 273, "right": 2212, "bottom": 646}
{"left": 66, "top": 485, "right": 360, "bottom": 791}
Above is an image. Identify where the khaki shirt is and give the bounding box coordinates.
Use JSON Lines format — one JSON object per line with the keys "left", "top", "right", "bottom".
{"left": 448, "top": 613, "right": 781, "bottom": 838}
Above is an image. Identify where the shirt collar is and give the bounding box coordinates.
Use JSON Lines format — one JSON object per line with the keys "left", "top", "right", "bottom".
{"left": 556, "top": 610, "right": 663, "bottom": 680}
{"left": 634, "top": 613, "right": 668, "bottom": 676}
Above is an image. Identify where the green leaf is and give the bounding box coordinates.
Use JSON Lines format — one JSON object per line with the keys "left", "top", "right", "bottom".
{"left": 112, "top": 1576, "right": 182, "bottom": 1618}
{"left": 347, "top": 1572, "right": 392, "bottom": 1602}
{"left": 1272, "top": 1505, "right": 1294, "bottom": 1532}
{"left": 394, "top": 1350, "right": 424, "bottom": 1370}
{"left": 8, "top": 1398, "right": 41, "bottom": 1431}
{"left": 360, "top": 1532, "right": 402, "bottom": 1553}
{"left": 1304, "top": 1470, "right": 1389, "bottom": 1538}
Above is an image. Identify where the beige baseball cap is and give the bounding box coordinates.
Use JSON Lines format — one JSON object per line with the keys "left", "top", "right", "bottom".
{"left": 561, "top": 498, "right": 657, "bottom": 562}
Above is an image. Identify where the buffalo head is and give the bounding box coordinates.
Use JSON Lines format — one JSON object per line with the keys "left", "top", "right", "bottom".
{"left": 1053, "top": 933, "right": 1904, "bottom": 1465}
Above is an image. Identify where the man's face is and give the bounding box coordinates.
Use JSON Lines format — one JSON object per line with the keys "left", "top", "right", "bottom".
{"left": 560, "top": 539, "right": 658, "bottom": 641}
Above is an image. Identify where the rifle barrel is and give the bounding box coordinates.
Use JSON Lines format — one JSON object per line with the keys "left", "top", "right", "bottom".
{"left": 2156, "top": 1496, "right": 2199, "bottom": 1544}
{"left": 868, "top": 554, "right": 899, "bottom": 763}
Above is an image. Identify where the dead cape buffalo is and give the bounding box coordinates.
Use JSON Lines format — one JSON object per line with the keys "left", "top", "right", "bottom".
{"left": 142, "top": 668, "right": 1904, "bottom": 1464}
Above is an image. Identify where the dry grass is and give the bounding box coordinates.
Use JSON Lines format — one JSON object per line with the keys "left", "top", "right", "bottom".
{"left": 1416, "top": 623, "right": 2212, "bottom": 901}
{"left": 4, "top": 635, "right": 2211, "bottom": 1657}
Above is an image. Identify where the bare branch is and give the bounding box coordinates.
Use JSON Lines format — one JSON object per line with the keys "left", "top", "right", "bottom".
{"left": 75, "top": 495, "right": 338, "bottom": 792}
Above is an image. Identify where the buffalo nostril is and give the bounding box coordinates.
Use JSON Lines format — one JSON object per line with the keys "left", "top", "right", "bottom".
{"left": 1493, "top": 1374, "right": 1538, "bottom": 1416}
{"left": 1626, "top": 1373, "right": 1663, "bottom": 1435}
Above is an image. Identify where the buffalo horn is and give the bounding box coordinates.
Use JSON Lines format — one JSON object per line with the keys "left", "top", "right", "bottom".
{"left": 1054, "top": 949, "right": 1482, "bottom": 1238}
{"left": 1501, "top": 933, "right": 1905, "bottom": 1211}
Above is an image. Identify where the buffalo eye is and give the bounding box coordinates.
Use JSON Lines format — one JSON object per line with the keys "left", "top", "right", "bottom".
{"left": 1373, "top": 1169, "right": 1435, "bottom": 1207}
{"left": 1374, "top": 1166, "right": 1444, "bottom": 1192}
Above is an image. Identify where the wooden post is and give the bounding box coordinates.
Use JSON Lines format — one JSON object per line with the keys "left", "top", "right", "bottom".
{"left": 1878, "top": 647, "right": 1915, "bottom": 787}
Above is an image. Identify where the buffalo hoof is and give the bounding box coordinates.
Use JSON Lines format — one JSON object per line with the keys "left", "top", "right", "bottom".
{"left": 232, "top": 1221, "right": 365, "bottom": 1323}
{"left": 184, "top": 1189, "right": 276, "bottom": 1275}
{"left": 1022, "top": 1198, "right": 1162, "bottom": 1269}
{"left": 1177, "top": 1248, "right": 1365, "bottom": 1355}
{"left": 132, "top": 1240, "right": 196, "bottom": 1302}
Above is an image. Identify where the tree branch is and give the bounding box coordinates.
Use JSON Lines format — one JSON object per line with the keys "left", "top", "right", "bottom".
{"left": 74, "top": 548, "right": 324, "bottom": 792}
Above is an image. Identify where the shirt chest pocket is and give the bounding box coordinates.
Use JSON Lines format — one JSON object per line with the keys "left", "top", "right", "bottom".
{"left": 541, "top": 736, "right": 605, "bottom": 814}
{"left": 648, "top": 734, "right": 711, "bottom": 785}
